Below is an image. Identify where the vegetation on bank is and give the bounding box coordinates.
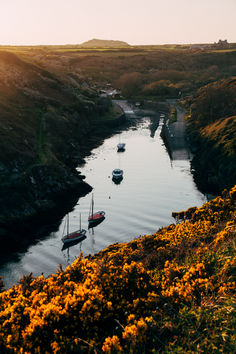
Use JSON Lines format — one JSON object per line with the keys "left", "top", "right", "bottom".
{"left": 0, "top": 186, "right": 235, "bottom": 353}
{"left": 68, "top": 48, "right": 236, "bottom": 98}
{"left": 186, "top": 78, "right": 236, "bottom": 193}
{"left": 0, "top": 51, "right": 112, "bottom": 167}
{"left": 0, "top": 50, "right": 115, "bottom": 231}
{"left": 2, "top": 45, "right": 235, "bottom": 101}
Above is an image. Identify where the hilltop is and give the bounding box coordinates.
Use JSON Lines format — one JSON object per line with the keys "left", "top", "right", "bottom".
{"left": 80, "top": 38, "right": 130, "bottom": 48}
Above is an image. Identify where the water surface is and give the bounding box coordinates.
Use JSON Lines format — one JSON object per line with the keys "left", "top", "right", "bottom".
{"left": 0, "top": 117, "right": 206, "bottom": 288}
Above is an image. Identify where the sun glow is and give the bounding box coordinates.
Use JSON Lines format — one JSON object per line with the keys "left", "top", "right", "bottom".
{"left": 0, "top": 0, "right": 235, "bottom": 45}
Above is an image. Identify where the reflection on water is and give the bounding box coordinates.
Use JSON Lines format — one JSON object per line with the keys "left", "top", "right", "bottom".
{"left": 0, "top": 117, "right": 206, "bottom": 288}
{"left": 62, "top": 236, "right": 86, "bottom": 265}
{"left": 88, "top": 216, "right": 105, "bottom": 229}
{"left": 112, "top": 176, "right": 123, "bottom": 185}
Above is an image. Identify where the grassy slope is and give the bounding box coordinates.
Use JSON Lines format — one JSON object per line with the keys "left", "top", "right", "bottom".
{"left": 0, "top": 50, "right": 114, "bottom": 228}
{"left": 187, "top": 78, "right": 236, "bottom": 193}
{"left": 2, "top": 45, "right": 235, "bottom": 98}
{"left": 201, "top": 116, "right": 236, "bottom": 157}
{"left": 192, "top": 116, "right": 236, "bottom": 193}
{"left": 0, "top": 51, "right": 99, "bottom": 166}
{"left": 0, "top": 186, "right": 235, "bottom": 353}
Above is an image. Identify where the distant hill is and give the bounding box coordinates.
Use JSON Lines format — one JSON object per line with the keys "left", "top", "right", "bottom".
{"left": 80, "top": 38, "right": 130, "bottom": 48}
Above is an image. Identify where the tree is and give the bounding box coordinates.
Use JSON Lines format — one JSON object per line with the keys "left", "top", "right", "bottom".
{"left": 115, "top": 72, "right": 143, "bottom": 97}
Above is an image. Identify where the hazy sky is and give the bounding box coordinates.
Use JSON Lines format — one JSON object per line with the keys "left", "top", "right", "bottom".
{"left": 1, "top": 0, "right": 235, "bottom": 45}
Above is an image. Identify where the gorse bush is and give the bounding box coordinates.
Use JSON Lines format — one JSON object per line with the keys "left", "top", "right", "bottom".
{"left": 0, "top": 186, "right": 235, "bottom": 353}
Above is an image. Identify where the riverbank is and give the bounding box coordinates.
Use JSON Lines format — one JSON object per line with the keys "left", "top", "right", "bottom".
{"left": 0, "top": 49, "right": 135, "bottom": 246}
{"left": 185, "top": 78, "right": 236, "bottom": 194}
{"left": 0, "top": 110, "right": 207, "bottom": 289}
{"left": 0, "top": 94, "right": 127, "bottom": 250}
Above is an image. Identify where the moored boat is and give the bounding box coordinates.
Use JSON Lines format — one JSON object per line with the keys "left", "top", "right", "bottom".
{"left": 117, "top": 143, "right": 126, "bottom": 151}
{"left": 88, "top": 194, "right": 105, "bottom": 227}
{"left": 112, "top": 168, "right": 123, "bottom": 179}
{"left": 61, "top": 229, "right": 86, "bottom": 244}
{"left": 61, "top": 214, "right": 86, "bottom": 244}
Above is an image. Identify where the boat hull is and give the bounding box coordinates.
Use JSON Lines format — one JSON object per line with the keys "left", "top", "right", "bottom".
{"left": 61, "top": 229, "right": 87, "bottom": 244}
{"left": 61, "top": 235, "right": 87, "bottom": 250}
{"left": 88, "top": 211, "right": 105, "bottom": 227}
{"left": 112, "top": 169, "right": 123, "bottom": 179}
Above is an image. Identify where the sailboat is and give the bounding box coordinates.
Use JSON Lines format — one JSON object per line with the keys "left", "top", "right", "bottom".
{"left": 61, "top": 213, "right": 86, "bottom": 244}
{"left": 88, "top": 193, "right": 105, "bottom": 228}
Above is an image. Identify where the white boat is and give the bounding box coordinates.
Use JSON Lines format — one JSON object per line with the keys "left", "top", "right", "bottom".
{"left": 112, "top": 168, "right": 123, "bottom": 179}
{"left": 117, "top": 143, "right": 126, "bottom": 151}
{"left": 88, "top": 194, "right": 105, "bottom": 227}
{"left": 61, "top": 214, "right": 86, "bottom": 244}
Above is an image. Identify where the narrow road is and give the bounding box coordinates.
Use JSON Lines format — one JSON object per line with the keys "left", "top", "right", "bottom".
{"left": 164, "top": 100, "right": 191, "bottom": 160}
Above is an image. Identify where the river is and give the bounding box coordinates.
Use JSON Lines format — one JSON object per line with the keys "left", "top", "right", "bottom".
{"left": 0, "top": 113, "right": 206, "bottom": 288}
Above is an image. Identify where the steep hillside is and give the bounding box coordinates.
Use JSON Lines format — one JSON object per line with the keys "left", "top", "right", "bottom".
{"left": 190, "top": 77, "right": 236, "bottom": 127}
{"left": 0, "top": 51, "right": 107, "bottom": 165}
{"left": 187, "top": 78, "right": 236, "bottom": 193}
{"left": 0, "top": 186, "right": 235, "bottom": 353}
{"left": 0, "top": 51, "right": 112, "bottom": 237}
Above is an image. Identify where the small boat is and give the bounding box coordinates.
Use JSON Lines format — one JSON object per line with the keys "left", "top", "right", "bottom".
{"left": 88, "top": 194, "right": 105, "bottom": 227}
{"left": 61, "top": 235, "right": 86, "bottom": 251}
{"left": 61, "top": 214, "right": 86, "bottom": 244}
{"left": 112, "top": 168, "right": 123, "bottom": 179}
{"left": 117, "top": 143, "right": 126, "bottom": 152}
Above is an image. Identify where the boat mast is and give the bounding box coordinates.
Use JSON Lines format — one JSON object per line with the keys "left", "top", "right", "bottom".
{"left": 67, "top": 214, "right": 69, "bottom": 235}
{"left": 91, "top": 193, "right": 94, "bottom": 218}
{"left": 80, "top": 213, "right": 81, "bottom": 230}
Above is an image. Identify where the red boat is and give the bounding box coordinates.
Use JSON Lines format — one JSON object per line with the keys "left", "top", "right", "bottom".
{"left": 62, "top": 214, "right": 87, "bottom": 244}
{"left": 88, "top": 194, "right": 105, "bottom": 227}
{"left": 62, "top": 229, "right": 86, "bottom": 244}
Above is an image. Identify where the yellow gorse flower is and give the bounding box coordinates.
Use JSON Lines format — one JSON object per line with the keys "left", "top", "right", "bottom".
{"left": 0, "top": 185, "right": 235, "bottom": 352}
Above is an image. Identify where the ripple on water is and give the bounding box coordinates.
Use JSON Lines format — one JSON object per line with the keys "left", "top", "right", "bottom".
{"left": 0, "top": 117, "right": 206, "bottom": 288}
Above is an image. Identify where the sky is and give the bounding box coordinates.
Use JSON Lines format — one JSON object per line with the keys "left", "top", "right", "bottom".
{"left": 0, "top": 0, "right": 235, "bottom": 46}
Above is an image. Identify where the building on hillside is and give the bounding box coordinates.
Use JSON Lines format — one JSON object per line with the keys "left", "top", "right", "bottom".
{"left": 212, "top": 39, "right": 229, "bottom": 49}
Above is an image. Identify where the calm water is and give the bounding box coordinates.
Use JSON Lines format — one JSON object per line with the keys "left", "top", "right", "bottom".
{"left": 0, "top": 117, "right": 206, "bottom": 288}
